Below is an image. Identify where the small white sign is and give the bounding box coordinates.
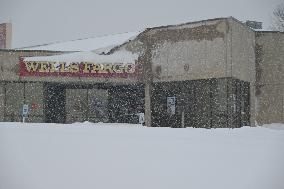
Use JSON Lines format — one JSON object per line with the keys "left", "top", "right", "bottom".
{"left": 136, "top": 113, "right": 145, "bottom": 125}
{"left": 167, "top": 97, "right": 176, "bottom": 115}
{"left": 22, "top": 104, "right": 29, "bottom": 117}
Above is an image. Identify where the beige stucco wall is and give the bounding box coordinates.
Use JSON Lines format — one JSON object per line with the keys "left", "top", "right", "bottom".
{"left": 149, "top": 19, "right": 228, "bottom": 82}
{"left": 151, "top": 39, "right": 227, "bottom": 82}
{"left": 149, "top": 18, "right": 255, "bottom": 83}
{"left": 255, "top": 32, "right": 284, "bottom": 124}
{"left": 228, "top": 18, "right": 256, "bottom": 82}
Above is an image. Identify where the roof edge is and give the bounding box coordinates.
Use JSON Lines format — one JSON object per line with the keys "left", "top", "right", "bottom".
{"left": 145, "top": 17, "right": 230, "bottom": 31}
{"left": 14, "top": 17, "right": 260, "bottom": 53}
{"left": 255, "top": 30, "right": 284, "bottom": 33}
{"left": 0, "top": 49, "right": 75, "bottom": 53}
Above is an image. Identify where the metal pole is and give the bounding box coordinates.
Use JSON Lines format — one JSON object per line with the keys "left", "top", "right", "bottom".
{"left": 144, "top": 82, "right": 152, "bottom": 127}
{"left": 181, "top": 111, "right": 185, "bottom": 128}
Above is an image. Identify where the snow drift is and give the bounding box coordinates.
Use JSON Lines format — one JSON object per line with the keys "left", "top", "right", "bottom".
{"left": 0, "top": 122, "right": 283, "bottom": 189}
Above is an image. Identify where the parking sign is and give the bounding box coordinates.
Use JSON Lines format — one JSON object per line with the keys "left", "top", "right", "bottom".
{"left": 167, "top": 97, "right": 176, "bottom": 115}
{"left": 22, "top": 104, "right": 29, "bottom": 117}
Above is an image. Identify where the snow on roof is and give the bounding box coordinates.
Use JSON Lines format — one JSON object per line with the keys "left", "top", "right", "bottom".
{"left": 19, "top": 31, "right": 141, "bottom": 52}
{"left": 23, "top": 50, "right": 138, "bottom": 64}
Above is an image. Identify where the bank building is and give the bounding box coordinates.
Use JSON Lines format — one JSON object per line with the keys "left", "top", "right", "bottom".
{"left": 0, "top": 17, "right": 283, "bottom": 127}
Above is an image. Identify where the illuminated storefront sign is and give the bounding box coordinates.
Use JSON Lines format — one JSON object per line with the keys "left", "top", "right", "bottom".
{"left": 19, "top": 58, "right": 137, "bottom": 77}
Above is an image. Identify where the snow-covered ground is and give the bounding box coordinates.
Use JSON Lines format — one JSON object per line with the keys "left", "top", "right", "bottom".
{"left": 0, "top": 122, "right": 284, "bottom": 189}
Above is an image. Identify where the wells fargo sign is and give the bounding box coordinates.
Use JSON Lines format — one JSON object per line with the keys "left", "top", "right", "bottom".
{"left": 19, "top": 58, "right": 137, "bottom": 77}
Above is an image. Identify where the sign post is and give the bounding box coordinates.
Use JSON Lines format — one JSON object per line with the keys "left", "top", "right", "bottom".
{"left": 22, "top": 104, "right": 29, "bottom": 123}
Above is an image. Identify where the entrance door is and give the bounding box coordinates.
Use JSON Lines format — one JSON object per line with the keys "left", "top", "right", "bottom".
{"left": 88, "top": 89, "right": 108, "bottom": 122}
{"left": 65, "top": 88, "right": 109, "bottom": 123}
{"left": 44, "top": 84, "right": 66, "bottom": 123}
{"left": 65, "top": 89, "right": 88, "bottom": 123}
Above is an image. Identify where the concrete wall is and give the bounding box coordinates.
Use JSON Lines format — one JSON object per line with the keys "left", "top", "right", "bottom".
{"left": 228, "top": 18, "right": 256, "bottom": 126}
{"left": 255, "top": 32, "right": 284, "bottom": 124}
{"left": 228, "top": 18, "right": 256, "bottom": 82}
{"left": 143, "top": 18, "right": 256, "bottom": 126}
{"left": 149, "top": 19, "right": 228, "bottom": 82}
{"left": 147, "top": 18, "right": 255, "bottom": 83}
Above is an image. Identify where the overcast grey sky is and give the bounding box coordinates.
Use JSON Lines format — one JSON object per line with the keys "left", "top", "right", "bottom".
{"left": 0, "top": 0, "right": 282, "bottom": 48}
